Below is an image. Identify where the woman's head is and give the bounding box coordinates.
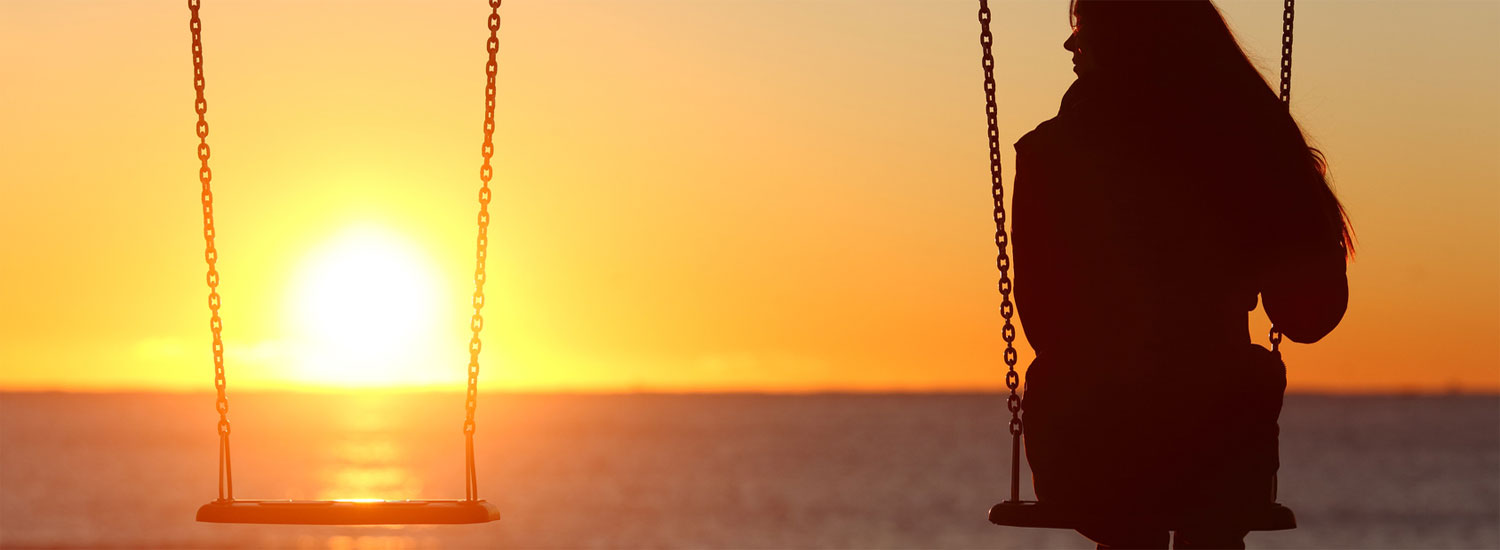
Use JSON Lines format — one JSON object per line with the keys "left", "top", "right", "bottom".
{"left": 1066, "top": 0, "right": 1255, "bottom": 86}
{"left": 1064, "top": 0, "right": 1354, "bottom": 255}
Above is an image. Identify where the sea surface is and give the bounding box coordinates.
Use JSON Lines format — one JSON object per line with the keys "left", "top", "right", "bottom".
{"left": 0, "top": 393, "right": 1496, "bottom": 549}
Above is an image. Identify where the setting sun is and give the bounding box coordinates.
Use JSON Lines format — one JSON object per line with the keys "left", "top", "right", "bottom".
{"left": 286, "top": 226, "right": 452, "bottom": 388}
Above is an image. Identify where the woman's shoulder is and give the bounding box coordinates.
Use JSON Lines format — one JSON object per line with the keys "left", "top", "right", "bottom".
{"left": 1016, "top": 76, "right": 1146, "bottom": 155}
{"left": 1015, "top": 117, "right": 1069, "bottom": 155}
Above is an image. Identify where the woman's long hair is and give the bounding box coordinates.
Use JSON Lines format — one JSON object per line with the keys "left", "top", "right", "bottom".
{"left": 1070, "top": 0, "right": 1354, "bottom": 255}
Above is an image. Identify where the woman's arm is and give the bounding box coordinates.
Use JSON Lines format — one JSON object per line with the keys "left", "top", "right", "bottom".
{"left": 1012, "top": 123, "right": 1110, "bottom": 356}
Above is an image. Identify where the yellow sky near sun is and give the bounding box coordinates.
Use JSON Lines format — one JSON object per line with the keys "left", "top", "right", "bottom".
{"left": 0, "top": 0, "right": 1496, "bottom": 392}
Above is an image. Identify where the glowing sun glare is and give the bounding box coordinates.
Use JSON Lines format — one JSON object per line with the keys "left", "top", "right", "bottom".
{"left": 289, "top": 227, "right": 448, "bottom": 387}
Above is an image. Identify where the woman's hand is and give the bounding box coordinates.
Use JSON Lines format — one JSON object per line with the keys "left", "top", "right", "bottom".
{"left": 1262, "top": 239, "right": 1348, "bottom": 344}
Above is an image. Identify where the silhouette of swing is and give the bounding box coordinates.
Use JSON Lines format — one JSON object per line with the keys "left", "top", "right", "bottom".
{"left": 978, "top": 0, "right": 1299, "bottom": 532}
{"left": 186, "top": 0, "right": 504, "bottom": 525}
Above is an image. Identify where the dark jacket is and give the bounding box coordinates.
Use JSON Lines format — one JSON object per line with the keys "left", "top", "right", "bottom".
{"left": 1014, "top": 75, "right": 1347, "bottom": 526}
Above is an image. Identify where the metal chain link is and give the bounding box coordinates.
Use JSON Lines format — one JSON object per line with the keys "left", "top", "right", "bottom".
{"left": 978, "top": 0, "right": 1024, "bottom": 503}
{"left": 189, "top": 0, "right": 233, "bottom": 502}
{"left": 1278, "top": 0, "right": 1295, "bottom": 105}
{"left": 464, "top": 0, "right": 502, "bottom": 502}
{"left": 978, "top": 1, "right": 1019, "bottom": 436}
{"left": 1270, "top": 0, "right": 1295, "bottom": 355}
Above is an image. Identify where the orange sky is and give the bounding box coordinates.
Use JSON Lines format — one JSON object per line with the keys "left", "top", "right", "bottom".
{"left": 1, "top": 0, "right": 1496, "bottom": 392}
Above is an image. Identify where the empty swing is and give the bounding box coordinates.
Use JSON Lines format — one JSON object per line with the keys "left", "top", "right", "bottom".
{"left": 189, "top": 0, "right": 505, "bottom": 525}
{"left": 979, "top": 0, "right": 1301, "bottom": 533}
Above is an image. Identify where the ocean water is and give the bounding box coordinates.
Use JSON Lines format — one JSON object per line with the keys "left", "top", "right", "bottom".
{"left": 0, "top": 393, "right": 1495, "bottom": 549}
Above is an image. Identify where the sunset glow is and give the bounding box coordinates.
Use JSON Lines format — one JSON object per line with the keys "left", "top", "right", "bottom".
{"left": 0, "top": 0, "right": 1495, "bottom": 393}
{"left": 0, "top": 2, "right": 1496, "bottom": 548}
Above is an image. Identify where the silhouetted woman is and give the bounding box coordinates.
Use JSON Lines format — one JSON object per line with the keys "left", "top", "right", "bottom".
{"left": 1013, "top": 1, "right": 1351, "bottom": 548}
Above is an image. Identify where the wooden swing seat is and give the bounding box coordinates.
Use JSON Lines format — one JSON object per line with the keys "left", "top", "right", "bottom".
{"left": 196, "top": 499, "right": 500, "bottom": 525}
{"left": 989, "top": 500, "right": 1295, "bottom": 531}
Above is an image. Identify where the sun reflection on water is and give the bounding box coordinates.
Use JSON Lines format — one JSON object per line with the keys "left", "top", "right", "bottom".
{"left": 318, "top": 465, "right": 421, "bottom": 501}
{"left": 316, "top": 396, "right": 423, "bottom": 501}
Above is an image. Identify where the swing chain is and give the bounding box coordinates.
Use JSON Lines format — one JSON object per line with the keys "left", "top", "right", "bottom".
{"left": 189, "top": 0, "right": 233, "bottom": 501}
{"left": 978, "top": 1, "right": 1021, "bottom": 436}
{"left": 1278, "top": 0, "right": 1295, "bottom": 105}
{"left": 1269, "top": 0, "right": 1294, "bottom": 355}
{"left": 464, "top": 0, "right": 502, "bottom": 502}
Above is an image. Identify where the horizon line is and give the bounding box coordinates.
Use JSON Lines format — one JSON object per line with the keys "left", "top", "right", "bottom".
{"left": 2, "top": 387, "right": 1496, "bottom": 397}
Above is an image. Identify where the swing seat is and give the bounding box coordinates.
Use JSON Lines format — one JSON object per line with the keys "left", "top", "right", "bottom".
{"left": 196, "top": 499, "right": 500, "bottom": 525}
{"left": 989, "top": 500, "right": 1295, "bottom": 531}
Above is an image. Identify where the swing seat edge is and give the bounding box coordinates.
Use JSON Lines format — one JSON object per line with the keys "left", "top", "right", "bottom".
{"left": 196, "top": 499, "right": 500, "bottom": 525}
